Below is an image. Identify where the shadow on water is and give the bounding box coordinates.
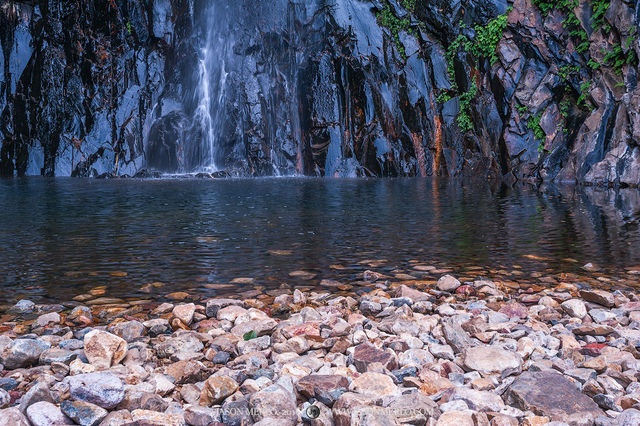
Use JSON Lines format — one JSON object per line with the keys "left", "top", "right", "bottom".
{"left": 0, "top": 177, "right": 638, "bottom": 305}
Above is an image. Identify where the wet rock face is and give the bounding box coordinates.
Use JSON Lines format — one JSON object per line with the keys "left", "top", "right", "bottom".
{"left": 0, "top": 0, "right": 639, "bottom": 185}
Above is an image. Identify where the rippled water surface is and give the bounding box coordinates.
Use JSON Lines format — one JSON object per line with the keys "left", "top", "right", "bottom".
{"left": 1, "top": 177, "right": 639, "bottom": 305}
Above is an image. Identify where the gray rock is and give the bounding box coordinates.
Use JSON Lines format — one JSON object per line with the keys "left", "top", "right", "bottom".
{"left": 60, "top": 400, "right": 108, "bottom": 426}
{"left": 442, "top": 387, "right": 505, "bottom": 412}
{"left": 35, "top": 312, "right": 60, "bottom": 328}
{"left": 26, "top": 401, "right": 73, "bottom": 425}
{"left": 505, "top": 370, "right": 604, "bottom": 424}
{"left": 206, "top": 299, "right": 244, "bottom": 318}
{"left": 108, "top": 321, "right": 145, "bottom": 342}
{"left": 561, "top": 299, "right": 588, "bottom": 319}
{"left": 67, "top": 372, "right": 125, "bottom": 409}
{"left": 0, "top": 339, "right": 51, "bottom": 369}
{"left": 463, "top": 346, "right": 522, "bottom": 376}
{"left": 0, "top": 389, "right": 10, "bottom": 409}
{"left": 184, "top": 405, "right": 222, "bottom": 425}
{"left": 8, "top": 300, "right": 36, "bottom": 315}
{"left": 437, "top": 275, "right": 461, "bottom": 292}
{"left": 19, "top": 382, "right": 53, "bottom": 412}
{"left": 249, "top": 384, "right": 297, "bottom": 425}
{"left": 442, "top": 317, "right": 476, "bottom": 353}
{"left": 0, "top": 407, "right": 30, "bottom": 426}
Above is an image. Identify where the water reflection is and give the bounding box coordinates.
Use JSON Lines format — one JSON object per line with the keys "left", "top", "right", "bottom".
{"left": 0, "top": 177, "right": 638, "bottom": 304}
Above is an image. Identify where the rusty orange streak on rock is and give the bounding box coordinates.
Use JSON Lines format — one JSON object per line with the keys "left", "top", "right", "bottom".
{"left": 411, "top": 133, "right": 427, "bottom": 177}
{"left": 429, "top": 93, "right": 443, "bottom": 175}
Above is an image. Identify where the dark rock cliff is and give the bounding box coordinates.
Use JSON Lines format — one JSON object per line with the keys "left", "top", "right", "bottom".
{"left": 0, "top": 0, "right": 639, "bottom": 186}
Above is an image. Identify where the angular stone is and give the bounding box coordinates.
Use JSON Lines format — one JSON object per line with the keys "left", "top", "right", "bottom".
{"left": 442, "top": 317, "right": 476, "bottom": 353}
{"left": 8, "top": 300, "right": 36, "bottom": 315}
{"left": 435, "top": 410, "right": 474, "bottom": 426}
{"left": 398, "top": 348, "right": 434, "bottom": 368}
{"left": 394, "top": 285, "right": 429, "bottom": 302}
{"left": 164, "top": 360, "right": 208, "bottom": 384}
{"left": 505, "top": 370, "right": 603, "bottom": 423}
{"left": 108, "top": 320, "right": 145, "bottom": 342}
{"left": 385, "top": 392, "right": 439, "bottom": 424}
{"left": 231, "top": 319, "right": 277, "bottom": 338}
{"left": 184, "top": 405, "right": 222, "bottom": 425}
{"left": 0, "top": 339, "right": 51, "bottom": 369}
{"left": 596, "top": 408, "right": 640, "bottom": 425}
{"left": 418, "top": 369, "right": 455, "bottom": 395}
{"left": 580, "top": 289, "right": 615, "bottom": 308}
{"left": 437, "top": 275, "right": 461, "bottom": 292}
{"left": 130, "top": 409, "right": 186, "bottom": 425}
{"left": 280, "top": 322, "right": 321, "bottom": 341}
{"left": 83, "top": 330, "right": 127, "bottom": 369}
{"left": 442, "top": 387, "right": 505, "bottom": 412}
{"left": 143, "top": 318, "right": 170, "bottom": 336}
{"left": 98, "top": 410, "right": 133, "bottom": 425}
{"left": 26, "top": 401, "right": 73, "bottom": 425}
{"left": 561, "top": 299, "right": 587, "bottom": 319}
{"left": 60, "top": 400, "right": 108, "bottom": 426}
{"left": 249, "top": 384, "right": 297, "bottom": 425}
{"left": 352, "top": 343, "right": 398, "bottom": 372}
{"left": 463, "top": 346, "right": 522, "bottom": 376}
{"left": 332, "top": 393, "right": 376, "bottom": 426}
{"left": 173, "top": 303, "right": 196, "bottom": 325}
{"left": 0, "top": 407, "right": 30, "bottom": 426}
{"left": 39, "top": 348, "right": 76, "bottom": 365}
{"left": 498, "top": 302, "right": 528, "bottom": 319}
{"left": 222, "top": 397, "right": 252, "bottom": 426}
{"left": 155, "top": 333, "right": 204, "bottom": 359}
{"left": 205, "top": 299, "right": 244, "bottom": 318}
{"left": 19, "top": 382, "right": 53, "bottom": 412}
{"left": 35, "top": 312, "right": 60, "bottom": 328}
{"left": 572, "top": 324, "right": 614, "bottom": 336}
{"left": 296, "top": 375, "right": 349, "bottom": 399}
{"left": 0, "top": 389, "right": 9, "bottom": 409}
{"left": 200, "top": 376, "right": 238, "bottom": 406}
{"left": 349, "top": 372, "right": 398, "bottom": 397}
{"left": 67, "top": 372, "right": 125, "bottom": 409}
{"left": 429, "top": 343, "right": 454, "bottom": 361}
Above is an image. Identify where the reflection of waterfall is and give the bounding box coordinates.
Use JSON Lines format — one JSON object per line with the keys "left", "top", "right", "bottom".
{"left": 192, "top": 4, "right": 231, "bottom": 172}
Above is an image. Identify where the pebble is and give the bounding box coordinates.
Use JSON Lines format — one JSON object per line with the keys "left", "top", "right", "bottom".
{"left": 0, "top": 269, "right": 638, "bottom": 425}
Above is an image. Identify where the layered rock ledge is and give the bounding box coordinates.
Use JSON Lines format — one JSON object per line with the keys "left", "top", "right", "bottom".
{"left": 2, "top": 273, "right": 640, "bottom": 425}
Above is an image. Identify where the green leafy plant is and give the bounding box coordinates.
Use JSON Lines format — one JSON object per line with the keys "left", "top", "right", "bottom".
{"left": 435, "top": 8, "right": 512, "bottom": 132}
{"left": 577, "top": 81, "right": 591, "bottom": 107}
{"left": 457, "top": 81, "right": 478, "bottom": 133}
{"left": 243, "top": 330, "right": 257, "bottom": 341}
{"left": 376, "top": 1, "right": 415, "bottom": 59}
{"left": 527, "top": 112, "right": 546, "bottom": 153}
{"left": 126, "top": 21, "right": 132, "bottom": 35}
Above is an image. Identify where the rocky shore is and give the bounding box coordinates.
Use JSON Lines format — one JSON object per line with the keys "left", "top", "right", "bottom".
{"left": 2, "top": 271, "right": 640, "bottom": 425}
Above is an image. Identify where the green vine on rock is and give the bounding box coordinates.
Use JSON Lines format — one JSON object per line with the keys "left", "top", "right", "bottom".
{"left": 527, "top": 112, "right": 546, "bottom": 153}
{"left": 376, "top": 0, "right": 418, "bottom": 60}
{"left": 435, "top": 8, "right": 512, "bottom": 133}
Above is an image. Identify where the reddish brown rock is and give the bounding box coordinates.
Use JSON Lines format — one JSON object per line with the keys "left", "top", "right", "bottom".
{"left": 352, "top": 343, "right": 398, "bottom": 373}
{"left": 579, "top": 289, "right": 615, "bottom": 308}
{"left": 296, "top": 375, "right": 349, "bottom": 399}
{"left": 505, "top": 370, "right": 604, "bottom": 424}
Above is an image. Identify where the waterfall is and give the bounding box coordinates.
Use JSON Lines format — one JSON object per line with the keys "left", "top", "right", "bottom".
{"left": 191, "top": 2, "right": 232, "bottom": 173}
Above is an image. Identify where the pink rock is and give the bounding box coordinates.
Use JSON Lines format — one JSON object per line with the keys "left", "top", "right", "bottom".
{"left": 498, "top": 302, "right": 528, "bottom": 319}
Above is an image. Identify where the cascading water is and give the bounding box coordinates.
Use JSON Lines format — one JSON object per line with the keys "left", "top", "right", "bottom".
{"left": 190, "top": 2, "right": 232, "bottom": 173}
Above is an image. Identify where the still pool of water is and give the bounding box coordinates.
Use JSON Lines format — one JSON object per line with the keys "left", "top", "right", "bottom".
{"left": 0, "top": 177, "right": 639, "bottom": 305}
